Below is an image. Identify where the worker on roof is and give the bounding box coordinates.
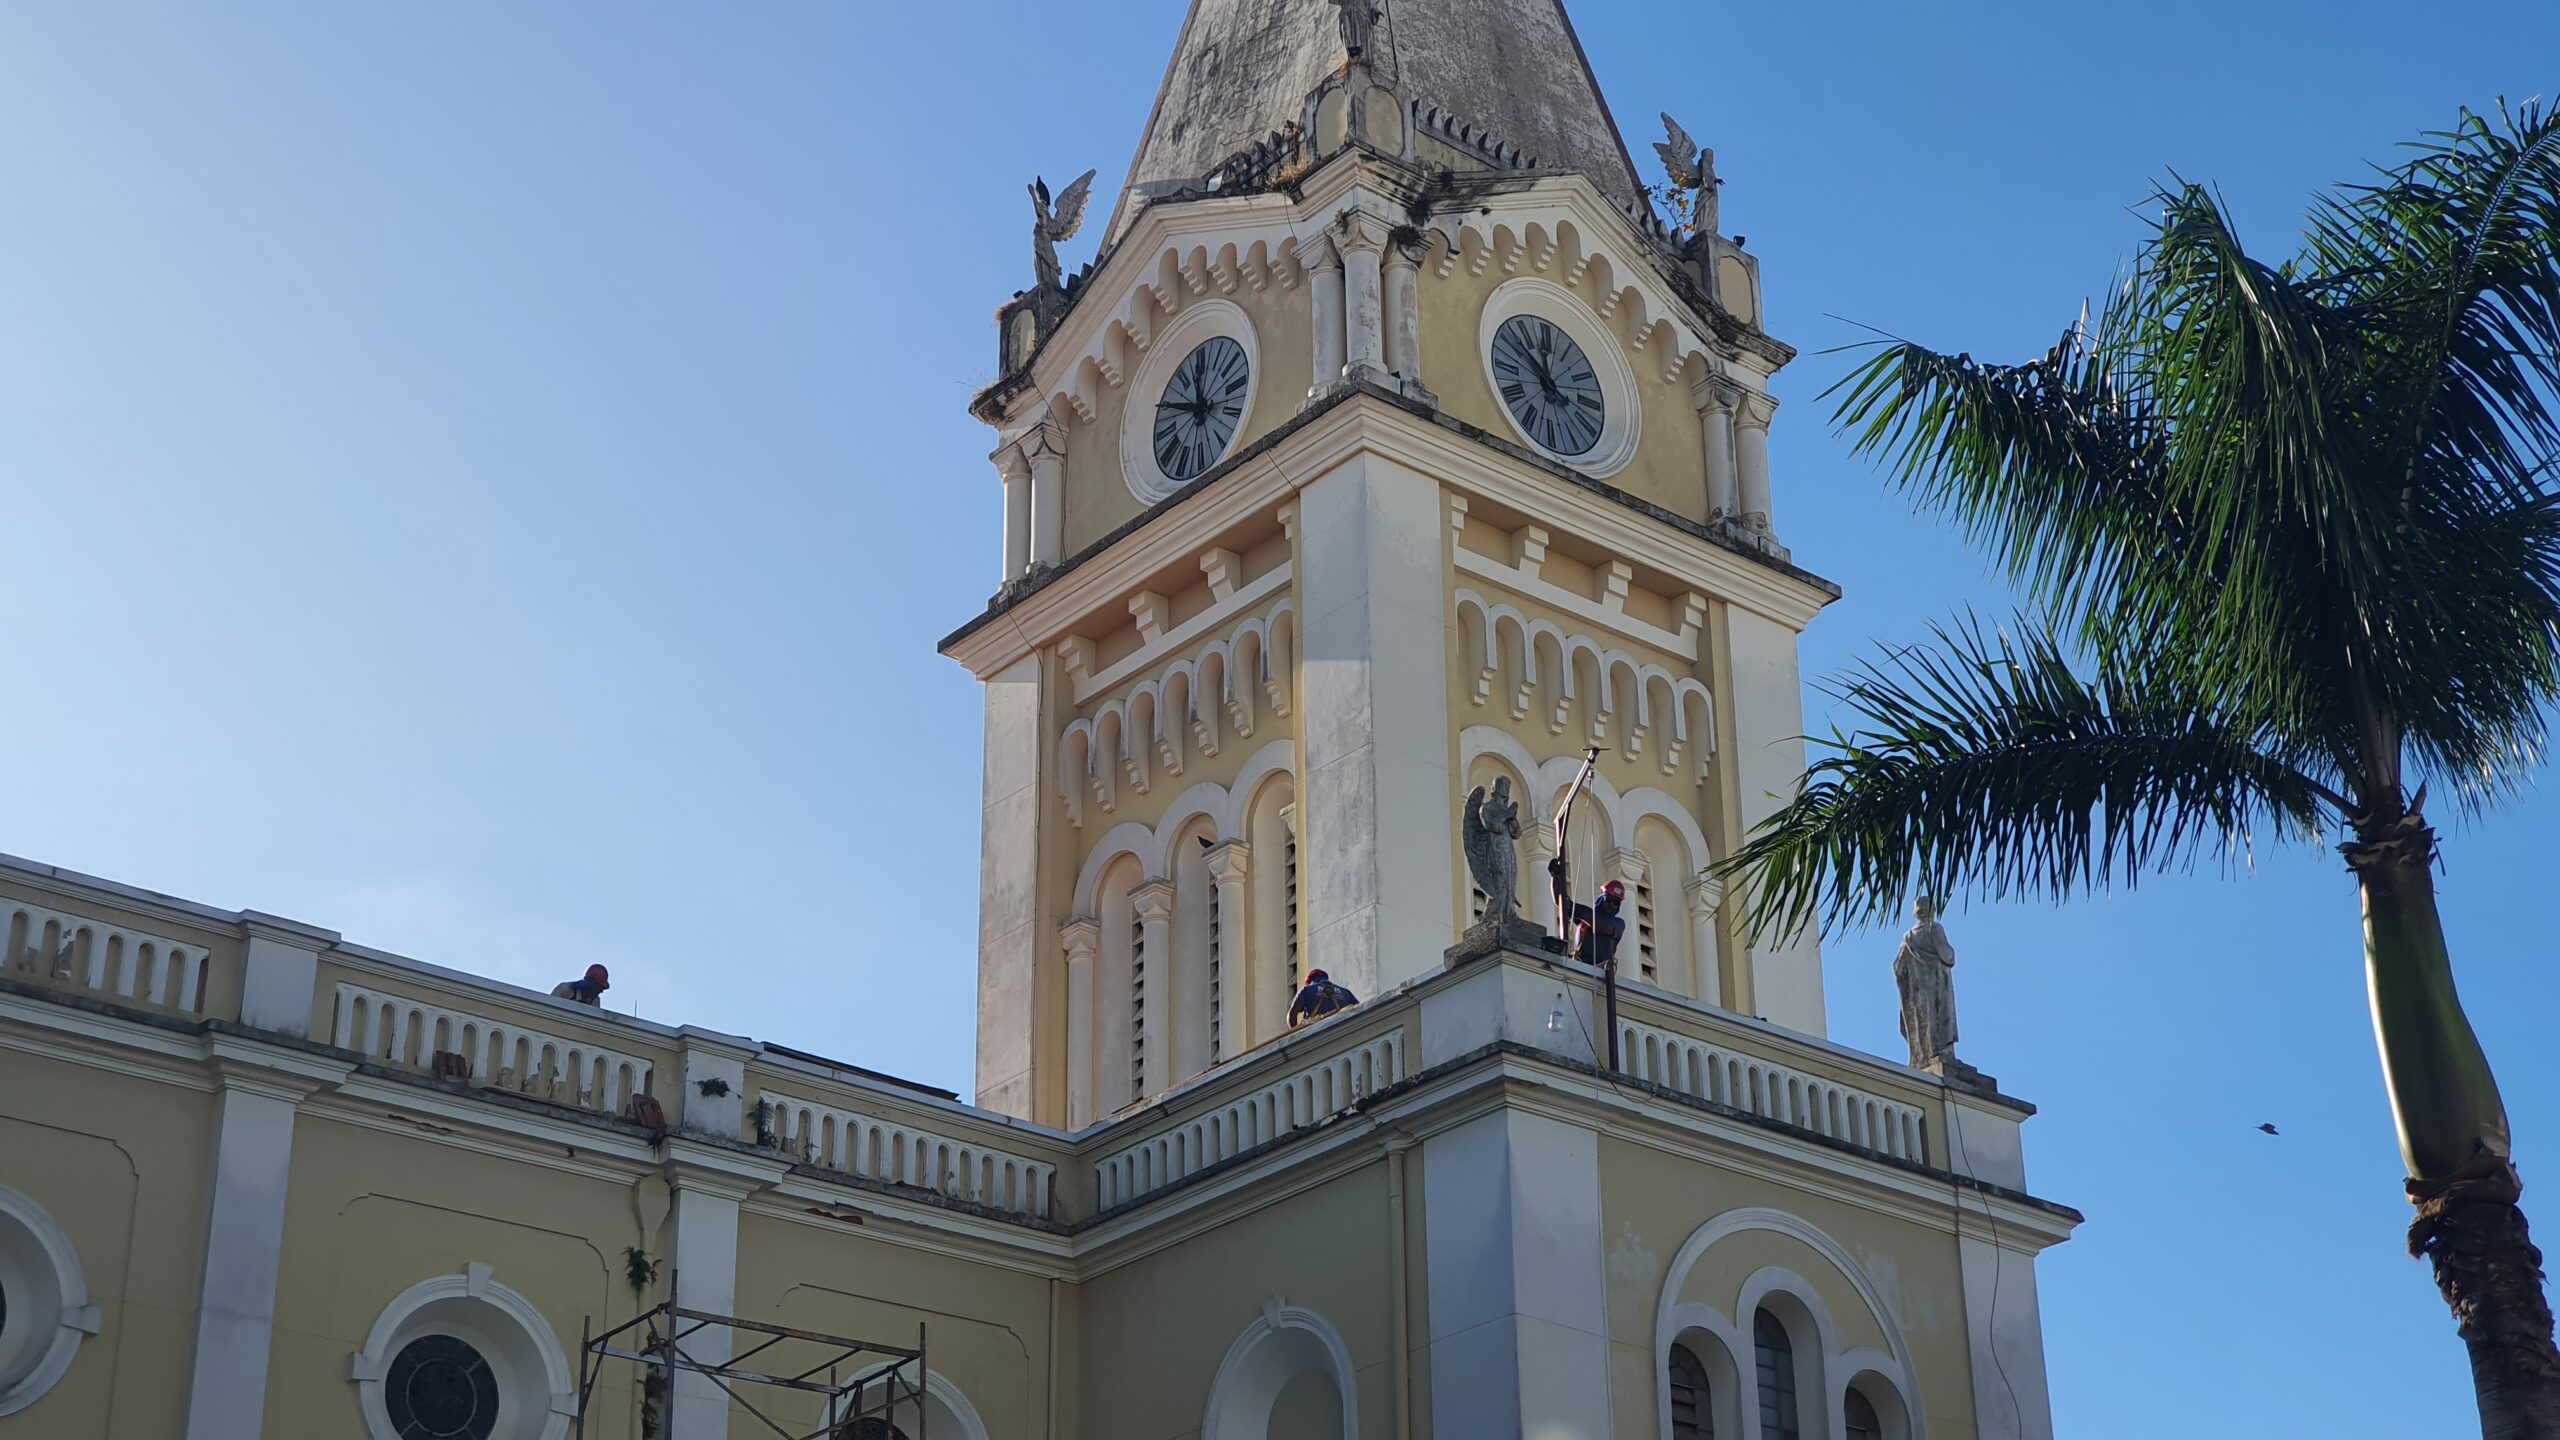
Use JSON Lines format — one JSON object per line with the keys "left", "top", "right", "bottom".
{"left": 1288, "top": 968, "right": 1359, "bottom": 1029}
{"left": 552, "top": 963, "right": 610, "bottom": 1006}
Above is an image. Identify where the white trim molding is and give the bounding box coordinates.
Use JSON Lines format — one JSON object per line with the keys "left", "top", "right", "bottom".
{"left": 1479, "top": 276, "right": 1643, "bottom": 479}
{"left": 1202, "top": 1297, "right": 1359, "bottom": 1440}
{"left": 0, "top": 1182, "right": 98, "bottom": 1418}
{"left": 350, "top": 1264, "right": 575, "bottom": 1440}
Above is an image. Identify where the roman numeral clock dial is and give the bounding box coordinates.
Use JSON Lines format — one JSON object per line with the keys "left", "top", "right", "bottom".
{"left": 1152, "top": 336, "right": 1251, "bottom": 484}
{"left": 1491, "top": 314, "right": 1605, "bottom": 458}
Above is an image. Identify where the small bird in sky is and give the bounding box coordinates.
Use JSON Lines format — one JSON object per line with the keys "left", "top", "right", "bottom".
{"left": 2256, "top": 1123, "right": 2281, "bottom": 1136}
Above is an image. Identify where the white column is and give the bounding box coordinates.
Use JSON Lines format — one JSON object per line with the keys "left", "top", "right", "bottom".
{"left": 183, "top": 1069, "right": 306, "bottom": 1440}
{"left": 1383, "top": 239, "right": 1426, "bottom": 396}
{"left": 1685, "top": 874, "right": 1727, "bottom": 1009}
{"left": 666, "top": 1172, "right": 746, "bottom": 1440}
{"left": 1206, "top": 842, "right": 1253, "bottom": 1062}
{"left": 1132, "top": 880, "right": 1177, "bottom": 1097}
{"left": 1297, "top": 456, "right": 1455, "bottom": 998}
{"left": 1025, "top": 416, "right": 1067, "bottom": 568}
{"left": 1308, "top": 239, "right": 1346, "bottom": 399}
{"left": 1337, "top": 213, "right": 1390, "bottom": 385}
{"left": 975, "top": 650, "right": 1045, "bottom": 1120}
{"left": 1735, "top": 391, "right": 1776, "bottom": 538}
{"left": 1060, "top": 919, "right": 1101, "bottom": 1130}
{"left": 993, "top": 444, "right": 1032, "bottom": 581}
{"left": 1423, "top": 1109, "right": 1611, "bottom": 1439}
{"left": 1694, "top": 378, "right": 1739, "bottom": 524}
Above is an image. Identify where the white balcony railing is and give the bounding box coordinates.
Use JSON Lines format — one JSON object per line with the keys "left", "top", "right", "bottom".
{"left": 3, "top": 900, "right": 212, "bottom": 1016}
{"left": 758, "top": 1093, "right": 1056, "bottom": 1221}
{"left": 1095, "top": 1031, "right": 1405, "bottom": 1211}
{"left": 331, "top": 982, "right": 653, "bottom": 1117}
{"left": 1616, "top": 1016, "right": 1928, "bottom": 1164}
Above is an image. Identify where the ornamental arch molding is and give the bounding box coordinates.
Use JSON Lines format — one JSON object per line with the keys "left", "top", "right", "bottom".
{"left": 0, "top": 1181, "right": 98, "bottom": 1418}
{"left": 1202, "top": 1299, "right": 1358, "bottom": 1440}
{"left": 351, "top": 1263, "right": 575, "bottom": 1440}
{"left": 1653, "top": 1208, "right": 1926, "bottom": 1440}
{"left": 827, "top": 1365, "right": 993, "bottom": 1440}
{"left": 1070, "top": 740, "right": 1299, "bottom": 915}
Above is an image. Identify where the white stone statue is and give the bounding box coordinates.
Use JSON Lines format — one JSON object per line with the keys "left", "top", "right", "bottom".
{"left": 1893, "top": 895, "right": 1959, "bottom": 1069}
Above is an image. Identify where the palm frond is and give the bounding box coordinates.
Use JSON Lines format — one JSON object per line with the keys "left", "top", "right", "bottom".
{"left": 1718, "top": 617, "right": 2340, "bottom": 942}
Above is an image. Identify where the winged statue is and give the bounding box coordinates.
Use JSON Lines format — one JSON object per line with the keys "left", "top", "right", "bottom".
{"left": 1463, "top": 777, "right": 1525, "bottom": 924}
{"left": 1029, "top": 168, "right": 1097, "bottom": 291}
{"left": 1653, "top": 113, "right": 1720, "bottom": 237}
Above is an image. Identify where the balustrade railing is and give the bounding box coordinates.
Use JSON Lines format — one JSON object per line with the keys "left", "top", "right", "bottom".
{"left": 1616, "top": 1016, "right": 1928, "bottom": 1164}
{"left": 758, "top": 1092, "right": 1055, "bottom": 1221}
{"left": 1095, "top": 1031, "right": 1405, "bottom": 1211}
{"left": 331, "top": 982, "right": 654, "bottom": 1116}
{"left": 2, "top": 899, "right": 215, "bottom": 1017}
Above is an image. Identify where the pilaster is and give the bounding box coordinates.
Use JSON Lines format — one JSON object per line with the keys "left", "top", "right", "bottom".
{"left": 1335, "top": 211, "right": 1392, "bottom": 387}
{"left": 1024, "top": 416, "right": 1069, "bottom": 569}
{"left": 1205, "top": 841, "right": 1253, "bottom": 1062}
{"left": 1692, "top": 376, "right": 1740, "bottom": 524}
{"left": 991, "top": 442, "right": 1033, "bottom": 581}
{"left": 1684, "top": 874, "right": 1728, "bottom": 1010}
{"left": 182, "top": 1046, "right": 342, "bottom": 1440}
{"left": 1383, "top": 232, "right": 1433, "bottom": 404}
{"left": 1422, "top": 1108, "right": 1612, "bottom": 1440}
{"left": 1060, "top": 919, "right": 1102, "bottom": 1130}
{"left": 977, "top": 650, "right": 1048, "bottom": 1120}
{"left": 661, "top": 1146, "right": 787, "bottom": 1440}
{"left": 1734, "top": 390, "right": 1780, "bottom": 553}
{"left": 1132, "top": 880, "right": 1177, "bottom": 1096}
{"left": 1307, "top": 238, "right": 1347, "bottom": 400}
{"left": 1297, "top": 455, "right": 1456, "bottom": 999}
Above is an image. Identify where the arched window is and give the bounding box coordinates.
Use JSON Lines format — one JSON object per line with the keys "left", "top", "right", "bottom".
{"left": 0, "top": 1183, "right": 95, "bottom": 1419}
{"left": 1844, "top": 1387, "right": 1883, "bottom": 1440}
{"left": 353, "top": 1266, "right": 572, "bottom": 1440}
{"left": 1753, "top": 1310, "right": 1800, "bottom": 1440}
{"left": 1667, "top": 1342, "right": 1713, "bottom": 1439}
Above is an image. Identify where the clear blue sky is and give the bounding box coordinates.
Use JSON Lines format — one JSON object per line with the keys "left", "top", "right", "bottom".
{"left": 2, "top": 3, "right": 2552, "bottom": 1433}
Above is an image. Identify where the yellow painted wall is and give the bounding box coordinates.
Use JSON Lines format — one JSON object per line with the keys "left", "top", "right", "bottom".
{"left": 1078, "top": 1161, "right": 1397, "bottom": 1440}
{"left": 0, "top": 1047, "right": 210, "bottom": 1439}
{"left": 264, "top": 1111, "right": 638, "bottom": 1438}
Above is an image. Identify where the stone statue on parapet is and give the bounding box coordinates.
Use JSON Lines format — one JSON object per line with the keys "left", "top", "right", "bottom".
{"left": 1653, "top": 113, "right": 1720, "bottom": 238}
{"left": 1333, "top": 0, "right": 1379, "bottom": 61}
{"left": 1464, "top": 777, "right": 1525, "bottom": 923}
{"left": 1893, "top": 895, "right": 1973, "bottom": 1079}
{"left": 1028, "top": 169, "right": 1096, "bottom": 292}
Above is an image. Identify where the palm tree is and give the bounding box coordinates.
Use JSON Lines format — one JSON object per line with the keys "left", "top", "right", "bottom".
{"left": 1720, "top": 104, "right": 2560, "bottom": 1437}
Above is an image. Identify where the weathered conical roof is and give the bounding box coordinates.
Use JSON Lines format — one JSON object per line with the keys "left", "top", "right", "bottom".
{"left": 1110, "top": 0, "right": 1643, "bottom": 240}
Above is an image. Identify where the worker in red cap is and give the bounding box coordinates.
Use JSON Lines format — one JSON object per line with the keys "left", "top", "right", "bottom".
{"left": 551, "top": 963, "right": 611, "bottom": 1006}
{"left": 1288, "top": 968, "right": 1360, "bottom": 1029}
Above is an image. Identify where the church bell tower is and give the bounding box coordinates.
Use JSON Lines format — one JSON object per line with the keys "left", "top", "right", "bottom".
{"left": 944, "top": 0, "right": 1836, "bottom": 1129}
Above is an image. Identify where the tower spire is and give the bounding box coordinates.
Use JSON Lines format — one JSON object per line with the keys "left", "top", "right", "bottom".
{"left": 1108, "top": 0, "right": 1643, "bottom": 242}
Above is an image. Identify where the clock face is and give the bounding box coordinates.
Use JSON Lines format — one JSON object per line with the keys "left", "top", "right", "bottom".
{"left": 1491, "top": 315, "right": 1605, "bottom": 457}
{"left": 1152, "top": 336, "right": 1251, "bottom": 484}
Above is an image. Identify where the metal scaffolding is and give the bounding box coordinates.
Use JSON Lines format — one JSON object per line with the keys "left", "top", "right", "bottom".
{"left": 574, "top": 1270, "right": 927, "bottom": 1440}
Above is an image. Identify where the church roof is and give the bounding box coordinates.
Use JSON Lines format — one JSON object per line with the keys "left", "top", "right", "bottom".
{"left": 1110, "top": 0, "right": 1645, "bottom": 241}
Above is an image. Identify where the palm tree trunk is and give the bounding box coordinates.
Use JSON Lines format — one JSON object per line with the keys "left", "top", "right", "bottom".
{"left": 2355, "top": 821, "right": 2560, "bottom": 1437}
